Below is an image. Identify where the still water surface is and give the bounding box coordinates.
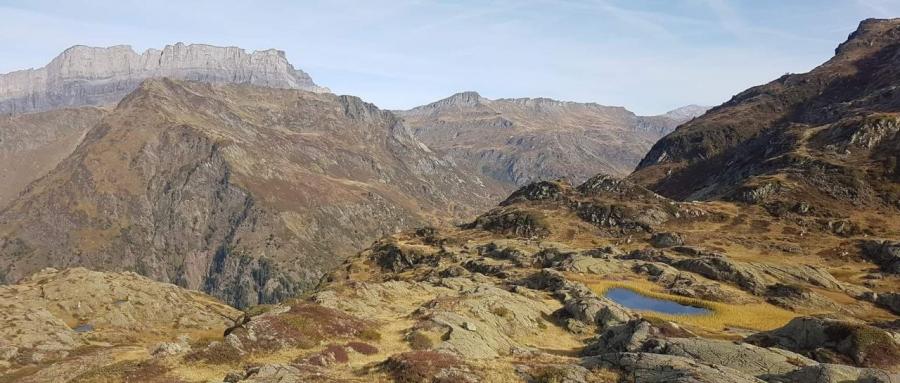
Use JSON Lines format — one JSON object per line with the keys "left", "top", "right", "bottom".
{"left": 604, "top": 288, "right": 711, "bottom": 315}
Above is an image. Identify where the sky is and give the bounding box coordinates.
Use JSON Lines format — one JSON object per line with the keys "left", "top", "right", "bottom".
{"left": 1, "top": 1, "right": 898, "bottom": 115}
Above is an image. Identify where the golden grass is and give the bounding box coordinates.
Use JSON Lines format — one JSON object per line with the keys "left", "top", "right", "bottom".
{"left": 584, "top": 278, "right": 799, "bottom": 334}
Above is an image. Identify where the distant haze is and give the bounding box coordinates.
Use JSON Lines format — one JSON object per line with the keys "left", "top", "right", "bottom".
{"left": 1, "top": 0, "right": 898, "bottom": 115}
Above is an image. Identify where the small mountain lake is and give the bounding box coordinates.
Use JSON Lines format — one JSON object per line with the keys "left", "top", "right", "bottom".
{"left": 604, "top": 288, "right": 711, "bottom": 315}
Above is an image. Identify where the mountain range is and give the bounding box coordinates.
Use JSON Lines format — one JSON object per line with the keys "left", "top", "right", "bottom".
{"left": 0, "top": 43, "right": 328, "bottom": 115}
{"left": 400, "top": 92, "right": 706, "bottom": 187}
{"left": 0, "top": 43, "right": 703, "bottom": 308}
{"left": 0, "top": 18, "right": 898, "bottom": 383}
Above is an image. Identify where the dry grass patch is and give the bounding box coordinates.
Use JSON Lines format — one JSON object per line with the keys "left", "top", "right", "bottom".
{"left": 382, "top": 351, "right": 476, "bottom": 383}
{"left": 70, "top": 360, "right": 182, "bottom": 383}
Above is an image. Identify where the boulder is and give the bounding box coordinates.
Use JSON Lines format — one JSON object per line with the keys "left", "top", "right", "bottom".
{"left": 371, "top": 242, "right": 443, "bottom": 273}
{"left": 500, "top": 180, "right": 566, "bottom": 206}
{"left": 861, "top": 240, "right": 900, "bottom": 274}
{"left": 765, "top": 283, "right": 839, "bottom": 311}
{"left": 875, "top": 292, "right": 900, "bottom": 315}
{"left": 583, "top": 319, "right": 655, "bottom": 354}
{"left": 478, "top": 243, "right": 531, "bottom": 266}
{"left": 650, "top": 232, "right": 685, "bottom": 248}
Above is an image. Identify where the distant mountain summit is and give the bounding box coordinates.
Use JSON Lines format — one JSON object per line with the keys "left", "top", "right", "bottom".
{"left": 399, "top": 92, "right": 707, "bottom": 188}
{"left": 659, "top": 104, "right": 710, "bottom": 121}
{"left": 0, "top": 43, "right": 329, "bottom": 114}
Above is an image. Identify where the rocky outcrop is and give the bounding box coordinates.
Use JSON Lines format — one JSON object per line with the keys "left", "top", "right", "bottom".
{"left": 671, "top": 255, "right": 842, "bottom": 296}
{"left": 528, "top": 269, "right": 634, "bottom": 328}
{"left": 873, "top": 292, "right": 900, "bottom": 315}
{"left": 767, "top": 363, "right": 900, "bottom": 383}
{"left": 747, "top": 317, "right": 900, "bottom": 369}
{"left": 584, "top": 352, "right": 766, "bottom": 383}
{"left": 649, "top": 232, "right": 684, "bottom": 248}
{"left": 0, "top": 267, "right": 238, "bottom": 371}
{"left": 862, "top": 240, "right": 900, "bottom": 274}
{"left": 0, "top": 43, "right": 328, "bottom": 114}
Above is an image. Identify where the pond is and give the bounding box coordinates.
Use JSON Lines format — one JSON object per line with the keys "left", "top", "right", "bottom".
{"left": 73, "top": 324, "right": 94, "bottom": 333}
{"left": 604, "top": 288, "right": 711, "bottom": 315}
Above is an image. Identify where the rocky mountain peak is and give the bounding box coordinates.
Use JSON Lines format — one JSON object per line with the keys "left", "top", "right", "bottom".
{"left": 834, "top": 18, "right": 900, "bottom": 57}
{"left": 631, "top": 17, "right": 900, "bottom": 211}
{"left": 660, "top": 104, "right": 710, "bottom": 121}
{"left": 445, "top": 90, "right": 484, "bottom": 104}
{"left": 0, "top": 43, "right": 329, "bottom": 114}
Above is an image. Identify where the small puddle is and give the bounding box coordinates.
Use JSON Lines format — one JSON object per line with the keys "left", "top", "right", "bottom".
{"left": 604, "top": 288, "right": 711, "bottom": 315}
{"left": 73, "top": 324, "right": 94, "bottom": 333}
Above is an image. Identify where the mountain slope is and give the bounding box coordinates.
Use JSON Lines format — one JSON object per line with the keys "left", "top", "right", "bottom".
{"left": 0, "top": 107, "right": 106, "bottom": 207}
{"left": 399, "top": 92, "right": 705, "bottom": 188}
{"left": 632, "top": 18, "right": 900, "bottom": 216}
{"left": 0, "top": 43, "right": 328, "bottom": 115}
{"left": 0, "top": 79, "right": 501, "bottom": 308}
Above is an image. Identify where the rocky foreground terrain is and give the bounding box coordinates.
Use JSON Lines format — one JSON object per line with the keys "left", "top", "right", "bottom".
{"left": 0, "top": 267, "right": 238, "bottom": 383}
{"left": 400, "top": 92, "right": 706, "bottom": 188}
{"left": 1, "top": 173, "right": 897, "bottom": 382}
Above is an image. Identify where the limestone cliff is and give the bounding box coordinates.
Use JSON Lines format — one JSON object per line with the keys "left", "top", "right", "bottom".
{"left": 0, "top": 43, "right": 328, "bottom": 114}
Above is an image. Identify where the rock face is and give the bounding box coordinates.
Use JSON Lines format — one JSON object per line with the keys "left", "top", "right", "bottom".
{"left": 631, "top": 18, "right": 900, "bottom": 215}
{"left": 399, "top": 92, "right": 707, "bottom": 189}
{"left": 0, "top": 43, "right": 329, "bottom": 114}
{"left": 0, "top": 79, "right": 500, "bottom": 308}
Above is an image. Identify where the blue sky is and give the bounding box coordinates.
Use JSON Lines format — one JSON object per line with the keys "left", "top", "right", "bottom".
{"left": 1, "top": 1, "right": 898, "bottom": 115}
